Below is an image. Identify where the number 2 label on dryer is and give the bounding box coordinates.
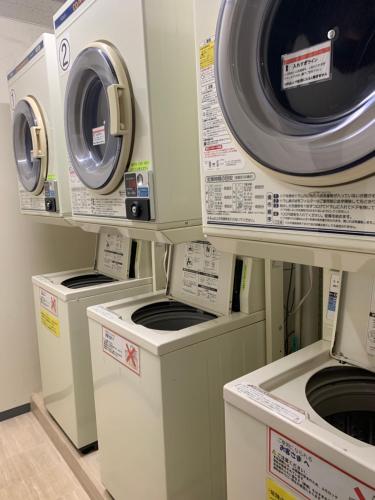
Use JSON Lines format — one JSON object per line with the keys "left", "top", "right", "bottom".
{"left": 58, "top": 34, "right": 71, "bottom": 74}
{"left": 269, "top": 429, "right": 375, "bottom": 499}
{"left": 102, "top": 327, "right": 140, "bottom": 375}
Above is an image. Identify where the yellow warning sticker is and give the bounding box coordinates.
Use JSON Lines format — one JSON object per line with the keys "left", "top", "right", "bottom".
{"left": 40, "top": 309, "right": 60, "bottom": 337}
{"left": 200, "top": 39, "right": 214, "bottom": 69}
{"left": 267, "top": 478, "right": 296, "bottom": 500}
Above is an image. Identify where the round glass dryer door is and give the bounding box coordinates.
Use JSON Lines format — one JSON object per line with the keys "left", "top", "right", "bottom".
{"left": 216, "top": 0, "right": 375, "bottom": 186}
{"left": 13, "top": 96, "right": 47, "bottom": 195}
{"left": 65, "top": 42, "right": 135, "bottom": 195}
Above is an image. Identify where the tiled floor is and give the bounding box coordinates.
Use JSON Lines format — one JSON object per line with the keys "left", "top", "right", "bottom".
{"left": 0, "top": 412, "right": 89, "bottom": 499}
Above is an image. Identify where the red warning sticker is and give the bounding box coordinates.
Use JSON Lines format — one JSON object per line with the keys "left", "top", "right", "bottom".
{"left": 268, "top": 428, "right": 375, "bottom": 499}
{"left": 282, "top": 41, "right": 332, "bottom": 90}
{"left": 39, "top": 288, "right": 58, "bottom": 316}
{"left": 102, "top": 327, "right": 140, "bottom": 375}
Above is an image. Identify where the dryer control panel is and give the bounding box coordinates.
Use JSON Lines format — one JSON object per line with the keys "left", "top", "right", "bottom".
{"left": 124, "top": 171, "right": 154, "bottom": 221}
{"left": 44, "top": 180, "right": 59, "bottom": 213}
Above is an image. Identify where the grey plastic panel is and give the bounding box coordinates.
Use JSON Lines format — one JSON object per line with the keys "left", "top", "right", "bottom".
{"left": 215, "top": 0, "right": 375, "bottom": 178}
{"left": 65, "top": 47, "right": 122, "bottom": 190}
{"left": 13, "top": 99, "right": 42, "bottom": 192}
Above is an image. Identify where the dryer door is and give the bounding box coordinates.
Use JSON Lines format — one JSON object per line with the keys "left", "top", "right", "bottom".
{"left": 13, "top": 96, "right": 47, "bottom": 195}
{"left": 216, "top": 0, "right": 375, "bottom": 186}
{"left": 65, "top": 42, "right": 134, "bottom": 195}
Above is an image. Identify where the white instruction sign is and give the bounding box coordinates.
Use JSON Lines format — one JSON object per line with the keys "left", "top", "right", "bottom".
{"left": 19, "top": 185, "right": 46, "bottom": 212}
{"left": 102, "top": 327, "right": 140, "bottom": 375}
{"left": 103, "top": 231, "right": 126, "bottom": 274}
{"left": 199, "top": 36, "right": 244, "bottom": 171}
{"left": 205, "top": 168, "right": 375, "bottom": 237}
{"left": 92, "top": 125, "right": 105, "bottom": 146}
{"left": 69, "top": 164, "right": 126, "bottom": 218}
{"left": 39, "top": 289, "right": 58, "bottom": 316}
{"left": 282, "top": 41, "right": 332, "bottom": 90}
{"left": 235, "top": 385, "right": 305, "bottom": 424}
{"left": 182, "top": 242, "right": 220, "bottom": 303}
{"left": 269, "top": 429, "right": 375, "bottom": 499}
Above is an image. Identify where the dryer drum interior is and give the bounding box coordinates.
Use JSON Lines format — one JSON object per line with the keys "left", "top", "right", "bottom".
{"left": 64, "top": 43, "right": 134, "bottom": 194}
{"left": 131, "top": 301, "right": 217, "bottom": 331}
{"left": 306, "top": 366, "right": 375, "bottom": 445}
{"left": 65, "top": 47, "right": 121, "bottom": 191}
{"left": 61, "top": 273, "right": 117, "bottom": 289}
{"left": 216, "top": 0, "right": 375, "bottom": 177}
{"left": 13, "top": 99, "right": 42, "bottom": 192}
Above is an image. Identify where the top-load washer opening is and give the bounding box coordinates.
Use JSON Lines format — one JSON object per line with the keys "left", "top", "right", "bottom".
{"left": 215, "top": 0, "right": 375, "bottom": 183}
{"left": 61, "top": 273, "right": 117, "bottom": 289}
{"left": 306, "top": 366, "right": 375, "bottom": 445}
{"left": 131, "top": 301, "right": 217, "bottom": 331}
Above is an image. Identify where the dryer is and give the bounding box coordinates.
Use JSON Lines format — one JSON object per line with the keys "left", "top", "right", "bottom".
{"left": 8, "top": 33, "right": 71, "bottom": 220}
{"left": 87, "top": 241, "right": 266, "bottom": 500}
{"left": 32, "top": 228, "right": 152, "bottom": 450}
{"left": 195, "top": 0, "right": 375, "bottom": 254}
{"left": 53, "top": 0, "right": 201, "bottom": 230}
{"left": 224, "top": 269, "right": 375, "bottom": 500}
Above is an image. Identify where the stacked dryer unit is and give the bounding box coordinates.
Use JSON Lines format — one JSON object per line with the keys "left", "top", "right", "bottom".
{"left": 53, "top": 0, "right": 201, "bottom": 230}
{"left": 8, "top": 33, "right": 71, "bottom": 220}
{"left": 194, "top": 1, "right": 375, "bottom": 499}
{"left": 195, "top": 0, "right": 375, "bottom": 254}
{"left": 87, "top": 241, "right": 266, "bottom": 500}
{"left": 33, "top": 228, "right": 153, "bottom": 450}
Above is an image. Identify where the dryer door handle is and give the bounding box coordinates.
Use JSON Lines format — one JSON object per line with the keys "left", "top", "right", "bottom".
{"left": 108, "top": 84, "right": 131, "bottom": 137}
{"left": 30, "top": 126, "right": 45, "bottom": 159}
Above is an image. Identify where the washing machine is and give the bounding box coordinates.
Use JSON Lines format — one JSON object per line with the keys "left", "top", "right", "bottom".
{"left": 8, "top": 33, "right": 71, "bottom": 220}
{"left": 224, "top": 269, "right": 375, "bottom": 500}
{"left": 195, "top": 0, "right": 375, "bottom": 254}
{"left": 53, "top": 0, "right": 201, "bottom": 231}
{"left": 87, "top": 240, "right": 266, "bottom": 500}
{"left": 32, "top": 228, "right": 153, "bottom": 450}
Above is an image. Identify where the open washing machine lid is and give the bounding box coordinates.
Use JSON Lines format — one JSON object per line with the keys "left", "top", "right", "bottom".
{"left": 13, "top": 95, "right": 47, "bottom": 194}
{"left": 330, "top": 271, "right": 375, "bottom": 374}
{"left": 166, "top": 241, "right": 236, "bottom": 316}
{"left": 64, "top": 41, "right": 134, "bottom": 195}
{"left": 94, "top": 229, "right": 136, "bottom": 281}
{"left": 215, "top": 0, "right": 375, "bottom": 186}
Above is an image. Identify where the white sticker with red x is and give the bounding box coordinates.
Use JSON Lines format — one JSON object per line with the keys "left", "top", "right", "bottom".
{"left": 102, "top": 327, "right": 140, "bottom": 375}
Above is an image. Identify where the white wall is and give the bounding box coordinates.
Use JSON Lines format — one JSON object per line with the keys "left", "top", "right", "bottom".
{"left": 0, "top": 16, "right": 51, "bottom": 103}
{"left": 0, "top": 17, "right": 96, "bottom": 412}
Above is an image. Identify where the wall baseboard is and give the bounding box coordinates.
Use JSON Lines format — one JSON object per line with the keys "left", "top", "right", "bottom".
{"left": 0, "top": 403, "right": 30, "bottom": 422}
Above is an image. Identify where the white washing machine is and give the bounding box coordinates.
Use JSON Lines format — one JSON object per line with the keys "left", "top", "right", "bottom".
{"left": 32, "top": 228, "right": 153, "bottom": 450}
{"left": 224, "top": 269, "right": 375, "bottom": 500}
{"left": 53, "top": 0, "right": 201, "bottom": 230}
{"left": 194, "top": 0, "right": 375, "bottom": 254}
{"left": 87, "top": 241, "right": 266, "bottom": 500}
{"left": 8, "top": 33, "right": 71, "bottom": 220}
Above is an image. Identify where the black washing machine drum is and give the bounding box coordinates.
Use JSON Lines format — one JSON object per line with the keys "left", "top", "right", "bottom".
{"left": 131, "top": 301, "right": 217, "bottom": 331}
{"left": 216, "top": 0, "right": 375, "bottom": 185}
{"left": 61, "top": 273, "right": 117, "bottom": 289}
{"left": 306, "top": 366, "right": 375, "bottom": 445}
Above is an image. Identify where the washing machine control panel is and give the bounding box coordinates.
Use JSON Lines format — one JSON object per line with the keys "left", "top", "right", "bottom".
{"left": 124, "top": 171, "right": 154, "bottom": 221}
{"left": 44, "top": 180, "right": 59, "bottom": 213}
